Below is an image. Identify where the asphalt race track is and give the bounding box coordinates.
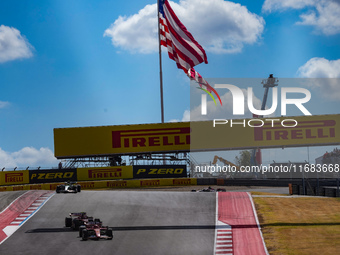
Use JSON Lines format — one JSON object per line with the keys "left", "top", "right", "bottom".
{"left": 0, "top": 191, "right": 217, "bottom": 255}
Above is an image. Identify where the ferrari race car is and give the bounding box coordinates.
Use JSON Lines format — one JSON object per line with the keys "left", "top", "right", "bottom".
{"left": 65, "top": 212, "right": 94, "bottom": 230}
{"left": 79, "top": 220, "right": 113, "bottom": 241}
{"left": 56, "top": 181, "right": 81, "bottom": 193}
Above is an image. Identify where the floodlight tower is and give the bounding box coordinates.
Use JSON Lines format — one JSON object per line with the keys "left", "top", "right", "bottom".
{"left": 251, "top": 74, "right": 279, "bottom": 168}
{"left": 261, "top": 74, "right": 279, "bottom": 111}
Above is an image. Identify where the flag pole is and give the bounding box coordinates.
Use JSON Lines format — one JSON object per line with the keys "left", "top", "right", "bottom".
{"left": 157, "top": 0, "right": 165, "bottom": 123}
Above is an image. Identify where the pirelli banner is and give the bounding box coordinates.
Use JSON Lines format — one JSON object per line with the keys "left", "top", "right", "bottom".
{"left": 77, "top": 166, "right": 133, "bottom": 181}
{"left": 133, "top": 165, "right": 187, "bottom": 179}
{"left": 0, "top": 170, "right": 29, "bottom": 186}
{"left": 76, "top": 165, "right": 186, "bottom": 181}
{"left": 54, "top": 114, "right": 340, "bottom": 158}
{"left": 190, "top": 114, "right": 340, "bottom": 151}
{"left": 54, "top": 122, "right": 190, "bottom": 158}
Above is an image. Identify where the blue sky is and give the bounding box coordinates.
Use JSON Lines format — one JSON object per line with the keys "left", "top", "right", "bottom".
{"left": 0, "top": 0, "right": 339, "bottom": 169}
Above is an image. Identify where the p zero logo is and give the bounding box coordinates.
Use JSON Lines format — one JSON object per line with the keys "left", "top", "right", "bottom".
{"left": 140, "top": 180, "right": 160, "bottom": 187}
{"left": 254, "top": 120, "right": 336, "bottom": 142}
{"left": 136, "top": 168, "right": 184, "bottom": 175}
{"left": 88, "top": 168, "right": 122, "bottom": 179}
{"left": 133, "top": 165, "right": 187, "bottom": 179}
{"left": 31, "top": 172, "right": 74, "bottom": 180}
{"left": 112, "top": 127, "right": 190, "bottom": 151}
{"left": 107, "top": 181, "right": 127, "bottom": 188}
{"left": 173, "top": 179, "right": 191, "bottom": 185}
{"left": 5, "top": 173, "right": 24, "bottom": 183}
{"left": 29, "top": 169, "right": 77, "bottom": 184}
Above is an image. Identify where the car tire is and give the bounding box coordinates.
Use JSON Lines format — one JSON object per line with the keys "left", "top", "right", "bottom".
{"left": 79, "top": 225, "right": 86, "bottom": 237}
{"left": 107, "top": 228, "right": 113, "bottom": 240}
{"left": 73, "top": 219, "right": 81, "bottom": 230}
{"left": 77, "top": 185, "right": 81, "bottom": 192}
{"left": 65, "top": 217, "right": 72, "bottom": 227}
{"left": 82, "top": 229, "right": 88, "bottom": 241}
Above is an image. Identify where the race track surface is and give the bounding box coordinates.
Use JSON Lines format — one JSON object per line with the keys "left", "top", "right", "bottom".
{"left": 0, "top": 191, "right": 216, "bottom": 255}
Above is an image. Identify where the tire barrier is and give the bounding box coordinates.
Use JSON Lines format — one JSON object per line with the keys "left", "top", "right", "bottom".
{"left": 291, "top": 183, "right": 340, "bottom": 197}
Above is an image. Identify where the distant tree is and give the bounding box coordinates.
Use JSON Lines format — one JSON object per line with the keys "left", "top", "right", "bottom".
{"left": 235, "top": 150, "right": 251, "bottom": 167}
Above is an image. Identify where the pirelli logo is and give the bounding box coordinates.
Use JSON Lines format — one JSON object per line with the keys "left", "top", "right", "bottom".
{"left": 140, "top": 180, "right": 160, "bottom": 187}
{"left": 254, "top": 120, "right": 336, "bottom": 142}
{"left": 173, "top": 179, "right": 192, "bottom": 185}
{"left": 50, "top": 184, "right": 59, "bottom": 190}
{"left": 0, "top": 187, "right": 8, "bottom": 192}
{"left": 5, "top": 173, "right": 24, "bottom": 183}
{"left": 88, "top": 168, "right": 122, "bottom": 179}
{"left": 107, "top": 181, "right": 127, "bottom": 188}
{"left": 30, "top": 185, "right": 42, "bottom": 190}
{"left": 80, "top": 182, "right": 95, "bottom": 189}
{"left": 112, "top": 127, "right": 191, "bottom": 150}
{"left": 13, "top": 186, "right": 24, "bottom": 191}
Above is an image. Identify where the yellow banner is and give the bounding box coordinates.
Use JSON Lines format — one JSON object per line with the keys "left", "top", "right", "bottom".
{"left": 0, "top": 178, "right": 198, "bottom": 191}
{"left": 77, "top": 166, "right": 133, "bottom": 181}
{"left": 0, "top": 186, "right": 12, "bottom": 191}
{"left": 54, "top": 114, "right": 340, "bottom": 157}
{"left": 54, "top": 122, "right": 190, "bottom": 158}
{"left": 190, "top": 114, "right": 340, "bottom": 151}
{"left": 0, "top": 170, "right": 29, "bottom": 186}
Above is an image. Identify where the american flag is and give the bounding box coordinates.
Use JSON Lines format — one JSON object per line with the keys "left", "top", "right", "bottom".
{"left": 158, "top": 0, "right": 222, "bottom": 105}
{"left": 159, "top": 0, "right": 207, "bottom": 73}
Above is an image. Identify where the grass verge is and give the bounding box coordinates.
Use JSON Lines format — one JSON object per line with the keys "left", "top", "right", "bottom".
{"left": 253, "top": 197, "right": 340, "bottom": 254}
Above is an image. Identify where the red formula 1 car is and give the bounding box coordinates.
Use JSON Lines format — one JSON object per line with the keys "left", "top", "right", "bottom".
{"left": 65, "top": 212, "right": 95, "bottom": 230}
{"left": 79, "top": 219, "right": 113, "bottom": 241}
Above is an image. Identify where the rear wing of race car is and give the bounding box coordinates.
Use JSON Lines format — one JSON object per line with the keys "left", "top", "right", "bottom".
{"left": 70, "top": 212, "right": 87, "bottom": 217}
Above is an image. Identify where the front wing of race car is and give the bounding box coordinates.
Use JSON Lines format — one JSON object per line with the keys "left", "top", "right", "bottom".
{"left": 81, "top": 227, "right": 113, "bottom": 241}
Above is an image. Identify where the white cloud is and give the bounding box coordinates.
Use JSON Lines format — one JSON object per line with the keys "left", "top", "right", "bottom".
{"left": 104, "top": 0, "right": 264, "bottom": 54}
{"left": 262, "top": 0, "right": 315, "bottom": 12}
{"left": 263, "top": 0, "right": 340, "bottom": 35}
{"left": 298, "top": 57, "right": 340, "bottom": 78}
{"left": 297, "top": 57, "right": 340, "bottom": 99}
{"left": 0, "top": 148, "right": 17, "bottom": 168}
{"left": 0, "top": 25, "right": 34, "bottom": 63}
{"left": 0, "top": 101, "right": 10, "bottom": 109}
{"left": 0, "top": 147, "right": 58, "bottom": 169}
